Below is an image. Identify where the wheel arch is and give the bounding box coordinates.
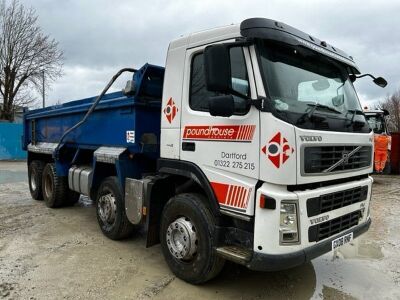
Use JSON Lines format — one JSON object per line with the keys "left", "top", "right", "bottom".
{"left": 27, "top": 151, "right": 53, "bottom": 166}
{"left": 90, "top": 162, "right": 118, "bottom": 201}
{"left": 145, "top": 159, "right": 221, "bottom": 247}
{"left": 157, "top": 158, "right": 220, "bottom": 214}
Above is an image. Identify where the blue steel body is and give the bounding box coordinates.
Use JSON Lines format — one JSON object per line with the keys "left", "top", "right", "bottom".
{"left": 22, "top": 64, "right": 164, "bottom": 190}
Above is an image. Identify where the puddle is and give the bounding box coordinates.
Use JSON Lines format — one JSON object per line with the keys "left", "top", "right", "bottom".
{"left": 336, "top": 237, "right": 384, "bottom": 260}
{"left": 0, "top": 170, "right": 27, "bottom": 184}
{"left": 320, "top": 285, "right": 357, "bottom": 299}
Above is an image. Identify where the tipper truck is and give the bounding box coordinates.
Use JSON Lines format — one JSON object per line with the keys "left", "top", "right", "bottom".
{"left": 23, "top": 18, "right": 387, "bottom": 284}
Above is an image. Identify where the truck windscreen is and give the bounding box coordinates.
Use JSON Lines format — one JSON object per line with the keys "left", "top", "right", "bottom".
{"left": 257, "top": 40, "right": 368, "bottom": 132}
{"left": 366, "top": 115, "right": 386, "bottom": 134}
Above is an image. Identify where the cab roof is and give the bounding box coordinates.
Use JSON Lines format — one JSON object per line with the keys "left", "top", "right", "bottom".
{"left": 170, "top": 18, "right": 359, "bottom": 73}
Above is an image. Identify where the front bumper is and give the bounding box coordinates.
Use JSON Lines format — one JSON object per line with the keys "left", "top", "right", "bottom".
{"left": 246, "top": 218, "right": 371, "bottom": 271}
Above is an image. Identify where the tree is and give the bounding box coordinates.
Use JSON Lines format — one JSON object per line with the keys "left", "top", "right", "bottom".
{"left": 377, "top": 89, "right": 400, "bottom": 132}
{"left": 0, "top": 0, "right": 63, "bottom": 121}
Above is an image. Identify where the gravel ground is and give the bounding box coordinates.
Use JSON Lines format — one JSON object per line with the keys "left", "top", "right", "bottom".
{"left": 0, "top": 161, "right": 399, "bottom": 299}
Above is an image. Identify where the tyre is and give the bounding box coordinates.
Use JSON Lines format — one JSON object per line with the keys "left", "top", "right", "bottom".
{"left": 28, "top": 160, "right": 45, "bottom": 200}
{"left": 95, "top": 177, "right": 134, "bottom": 240}
{"left": 42, "top": 163, "right": 68, "bottom": 208}
{"left": 160, "top": 193, "right": 225, "bottom": 284}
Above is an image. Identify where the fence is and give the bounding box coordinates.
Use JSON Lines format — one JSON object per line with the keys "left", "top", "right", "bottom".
{"left": 0, "top": 122, "right": 27, "bottom": 160}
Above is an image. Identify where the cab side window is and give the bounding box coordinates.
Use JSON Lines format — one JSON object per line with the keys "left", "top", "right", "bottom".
{"left": 190, "top": 47, "right": 250, "bottom": 115}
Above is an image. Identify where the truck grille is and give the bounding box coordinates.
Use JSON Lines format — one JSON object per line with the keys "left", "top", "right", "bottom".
{"left": 307, "top": 186, "right": 368, "bottom": 217}
{"left": 303, "top": 145, "right": 372, "bottom": 174}
{"left": 308, "top": 211, "right": 361, "bottom": 242}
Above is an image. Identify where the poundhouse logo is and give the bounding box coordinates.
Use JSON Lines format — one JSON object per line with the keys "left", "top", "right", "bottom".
{"left": 183, "top": 125, "right": 255, "bottom": 142}
{"left": 261, "top": 132, "right": 294, "bottom": 168}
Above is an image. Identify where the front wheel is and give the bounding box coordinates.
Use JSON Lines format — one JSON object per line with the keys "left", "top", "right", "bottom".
{"left": 95, "top": 177, "right": 135, "bottom": 240}
{"left": 160, "top": 193, "right": 225, "bottom": 284}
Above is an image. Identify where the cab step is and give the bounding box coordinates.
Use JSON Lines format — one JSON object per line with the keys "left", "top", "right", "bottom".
{"left": 216, "top": 246, "right": 252, "bottom": 265}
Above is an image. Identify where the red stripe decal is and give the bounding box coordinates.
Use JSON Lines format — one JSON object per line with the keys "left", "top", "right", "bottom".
{"left": 238, "top": 125, "right": 244, "bottom": 140}
{"left": 239, "top": 190, "right": 245, "bottom": 208}
{"left": 210, "top": 182, "right": 229, "bottom": 205}
{"left": 211, "top": 182, "right": 251, "bottom": 210}
{"left": 234, "top": 187, "right": 240, "bottom": 207}
{"left": 246, "top": 126, "right": 251, "bottom": 140}
{"left": 244, "top": 188, "right": 252, "bottom": 208}
{"left": 231, "top": 186, "right": 237, "bottom": 206}
{"left": 237, "top": 187, "right": 244, "bottom": 208}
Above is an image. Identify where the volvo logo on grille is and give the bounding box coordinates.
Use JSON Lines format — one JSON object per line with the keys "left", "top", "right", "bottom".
{"left": 342, "top": 151, "right": 350, "bottom": 163}
{"left": 310, "top": 215, "right": 329, "bottom": 225}
{"left": 323, "top": 146, "right": 362, "bottom": 173}
{"left": 300, "top": 135, "right": 322, "bottom": 142}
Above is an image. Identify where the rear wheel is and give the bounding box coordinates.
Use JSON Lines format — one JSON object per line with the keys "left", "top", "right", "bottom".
{"left": 95, "top": 177, "right": 135, "bottom": 240}
{"left": 160, "top": 193, "right": 225, "bottom": 284}
{"left": 42, "top": 163, "right": 68, "bottom": 208}
{"left": 28, "top": 160, "right": 45, "bottom": 200}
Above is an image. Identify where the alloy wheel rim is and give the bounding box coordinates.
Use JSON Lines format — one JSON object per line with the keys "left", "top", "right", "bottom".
{"left": 98, "top": 193, "right": 117, "bottom": 225}
{"left": 166, "top": 217, "right": 198, "bottom": 260}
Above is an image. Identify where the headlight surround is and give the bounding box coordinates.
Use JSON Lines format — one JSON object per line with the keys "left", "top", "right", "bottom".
{"left": 279, "top": 201, "right": 300, "bottom": 244}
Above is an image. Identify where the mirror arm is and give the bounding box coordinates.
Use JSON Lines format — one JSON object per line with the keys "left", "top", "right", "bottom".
{"left": 353, "top": 73, "right": 377, "bottom": 81}
{"left": 350, "top": 73, "right": 387, "bottom": 88}
{"left": 248, "top": 96, "right": 270, "bottom": 111}
{"left": 225, "top": 88, "right": 270, "bottom": 112}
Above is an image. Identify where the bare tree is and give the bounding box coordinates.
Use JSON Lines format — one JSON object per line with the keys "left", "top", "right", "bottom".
{"left": 377, "top": 89, "right": 400, "bottom": 132}
{"left": 0, "top": 0, "right": 63, "bottom": 121}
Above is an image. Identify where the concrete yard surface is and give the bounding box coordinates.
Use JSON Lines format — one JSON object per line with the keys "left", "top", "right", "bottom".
{"left": 0, "top": 161, "right": 399, "bottom": 299}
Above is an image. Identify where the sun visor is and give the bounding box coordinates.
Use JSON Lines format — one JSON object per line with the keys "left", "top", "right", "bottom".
{"left": 240, "top": 18, "right": 360, "bottom": 74}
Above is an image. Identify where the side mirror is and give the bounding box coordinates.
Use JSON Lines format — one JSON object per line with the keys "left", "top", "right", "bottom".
{"left": 349, "top": 74, "right": 388, "bottom": 88}
{"left": 209, "top": 95, "right": 234, "bottom": 117}
{"left": 204, "top": 44, "right": 231, "bottom": 93}
{"left": 382, "top": 109, "right": 390, "bottom": 116}
{"left": 373, "top": 77, "right": 388, "bottom": 88}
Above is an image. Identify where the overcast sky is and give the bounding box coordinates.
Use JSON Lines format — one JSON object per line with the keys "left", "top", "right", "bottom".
{"left": 20, "top": 0, "right": 400, "bottom": 107}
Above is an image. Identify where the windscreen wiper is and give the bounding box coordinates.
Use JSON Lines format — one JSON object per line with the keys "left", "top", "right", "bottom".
{"left": 306, "top": 103, "right": 342, "bottom": 119}
{"left": 297, "top": 102, "right": 341, "bottom": 125}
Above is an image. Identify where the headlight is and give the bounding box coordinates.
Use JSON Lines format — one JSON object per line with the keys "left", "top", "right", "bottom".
{"left": 280, "top": 201, "right": 299, "bottom": 244}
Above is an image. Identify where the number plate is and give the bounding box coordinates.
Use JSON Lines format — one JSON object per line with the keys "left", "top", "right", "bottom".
{"left": 332, "top": 232, "right": 353, "bottom": 250}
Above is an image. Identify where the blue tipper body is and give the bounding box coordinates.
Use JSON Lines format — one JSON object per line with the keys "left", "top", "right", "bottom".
{"left": 22, "top": 64, "right": 165, "bottom": 182}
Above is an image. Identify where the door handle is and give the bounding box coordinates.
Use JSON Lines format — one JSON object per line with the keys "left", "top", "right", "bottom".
{"left": 182, "top": 142, "right": 195, "bottom": 152}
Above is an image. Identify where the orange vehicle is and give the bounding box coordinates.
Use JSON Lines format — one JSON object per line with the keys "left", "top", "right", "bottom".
{"left": 364, "top": 109, "right": 391, "bottom": 173}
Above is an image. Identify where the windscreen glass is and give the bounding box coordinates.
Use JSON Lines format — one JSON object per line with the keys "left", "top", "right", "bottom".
{"left": 366, "top": 114, "right": 386, "bottom": 134}
{"left": 257, "top": 40, "right": 368, "bottom": 132}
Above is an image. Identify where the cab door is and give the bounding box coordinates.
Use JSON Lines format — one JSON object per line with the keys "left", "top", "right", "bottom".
{"left": 180, "top": 44, "right": 260, "bottom": 216}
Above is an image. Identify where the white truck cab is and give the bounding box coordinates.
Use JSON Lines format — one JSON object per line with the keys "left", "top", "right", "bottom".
{"left": 158, "top": 18, "right": 375, "bottom": 276}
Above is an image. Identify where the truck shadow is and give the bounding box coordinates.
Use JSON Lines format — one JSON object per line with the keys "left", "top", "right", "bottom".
{"left": 204, "top": 261, "right": 316, "bottom": 299}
